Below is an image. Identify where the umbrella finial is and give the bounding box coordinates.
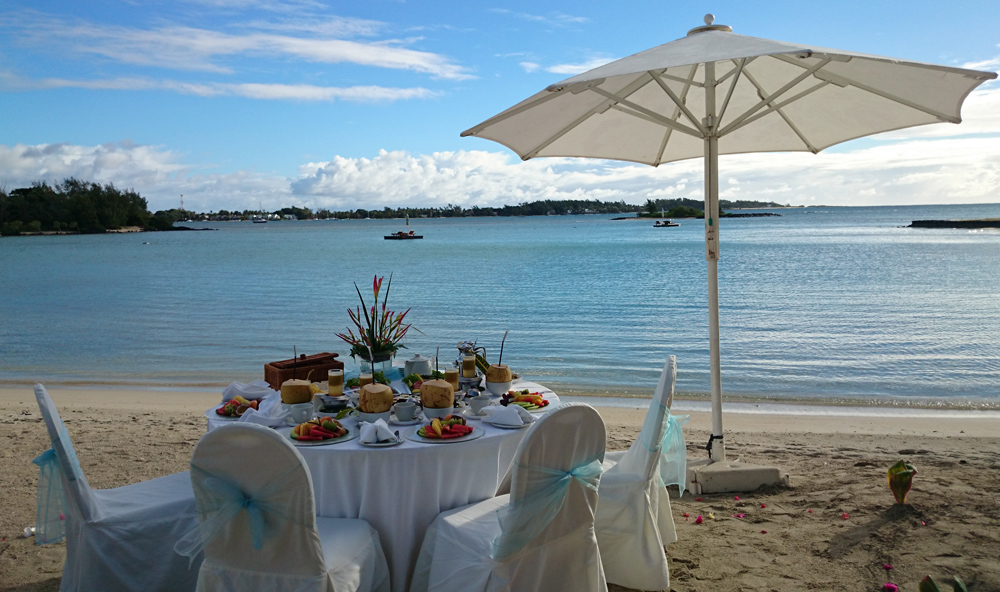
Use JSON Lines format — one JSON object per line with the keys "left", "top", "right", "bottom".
{"left": 688, "top": 15, "right": 732, "bottom": 35}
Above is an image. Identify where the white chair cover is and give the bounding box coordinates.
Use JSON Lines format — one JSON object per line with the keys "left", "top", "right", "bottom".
{"left": 176, "top": 423, "right": 390, "bottom": 592}
{"left": 594, "top": 356, "right": 689, "bottom": 591}
{"left": 410, "top": 403, "right": 607, "bottom": 592}
{"left": 32, "top": 384, "right": 201, "bottom": 592}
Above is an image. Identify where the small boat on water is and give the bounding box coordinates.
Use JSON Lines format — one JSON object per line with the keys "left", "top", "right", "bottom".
{"left": 653, "top": 220, "right": 680, "bottom": 227}
{"left": 384, "top": 214, "right": 423, "bottom": 240}
{"left": 384, "top": 230, "right": 423, "bottom": 240}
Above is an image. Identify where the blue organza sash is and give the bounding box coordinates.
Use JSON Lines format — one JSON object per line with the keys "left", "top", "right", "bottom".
{"left": 32, "top": 448, "right": 67, "bottom": 545}
{"left": 32, "top": 426, "right": 83, "bottom": 545}
{"left": 174, "top": 464, "right": 310, "bottom": 565}
{"left": 638, "top": 403, "right": 690, "bottom": 495}
{"left": 657, "top": 413, "right": 690, "bottom": 495}
{"left": 492, "top": 457, "right": 604, "bottom": 561}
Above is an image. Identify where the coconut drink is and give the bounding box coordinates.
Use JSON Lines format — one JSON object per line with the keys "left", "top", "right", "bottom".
{"left": 485, "top": 364, "right": 513, "bottom": 396}
{"left": 280, "top": 378, "right": 314, "bottom": 404}
{"left": 357, "top": 383, "right": 393, "bottom": 422}
{"left": 420, "top": 379, "right": 455, "bottom": 418}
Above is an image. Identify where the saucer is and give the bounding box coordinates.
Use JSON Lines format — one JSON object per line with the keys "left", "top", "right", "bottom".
{"left": 389, "top": 414, "right": 424, "bottom": 426}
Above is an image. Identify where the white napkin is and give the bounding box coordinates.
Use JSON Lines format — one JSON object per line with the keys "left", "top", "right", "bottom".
{"left": 359, "top": 418, "right": 397, "bottom": 443}
{"left": 221, "top": 380, "right": 277, "bottom": 403}
{"left": 238, "top": 397, "right": 290, "bottom": 427}
{"left": 482, "top": 405, "right": 535, "bottom": 427}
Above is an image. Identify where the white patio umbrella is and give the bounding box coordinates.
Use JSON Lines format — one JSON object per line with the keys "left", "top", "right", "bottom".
{"left": 462, "top": 15, "right": 996, "bottom": 479}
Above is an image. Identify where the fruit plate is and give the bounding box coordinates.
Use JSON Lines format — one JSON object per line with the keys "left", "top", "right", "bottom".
{"left": 287, "top": 426, "right": 359, "bottom": 447}
{"left": 205, "top": 405, "right": 242, "bottom": 421}
{"left": 405, "top": 425, "right": 485, "bottom": 444}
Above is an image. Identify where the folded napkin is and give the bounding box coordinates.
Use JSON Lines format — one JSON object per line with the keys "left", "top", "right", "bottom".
{"left": 482, "top": 405, "right": 535, "bottom": 427}
{"left": 221, "top": 380, "right": 277, "bottom": 403}
{"left": 238, "top": 397, "right": 290, "bottom": 427}
{"left": 359, "top": 418, "right": 397, "bottom": 444}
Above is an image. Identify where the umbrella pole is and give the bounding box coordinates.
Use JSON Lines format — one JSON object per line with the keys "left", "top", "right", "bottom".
{"left": 704, "top": 62, "right": 725, "bottom": 463}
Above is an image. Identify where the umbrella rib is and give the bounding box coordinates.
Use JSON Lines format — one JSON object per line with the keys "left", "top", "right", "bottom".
{"left": 814, "top": 70, "right": 961, "bottom": 123}
{"left": 770, "top": 54, "right": 961, "bottom": 124}
{"left": 725, "top": 75, "right": 829, "bottom": 151}
{"left": 716, "top": 58, "right": 748, "bottom": 128}
{"left": 587, "top": 86, "right": 702, "bottom": 138}
{"left": 655, "top": 71, "right": 706, "bottom": 88}
{"left": 655, "top": 65, "right": 698, "bottom": 165}
{"left": 650, "top": 72, "right": 707, "bottom": 135}
{"left": 718, "top": 58, "right": 833, "bottom": 137}
{"left": 521, "top": 75, "right": 659, "bottom": 159}
{"left": 460, "top": 91, "right": 565, "bottom": 137}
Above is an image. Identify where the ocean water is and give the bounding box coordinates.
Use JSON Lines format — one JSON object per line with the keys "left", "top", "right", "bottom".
{"left": 2, "top": 204, "right": 999, "bottom": 408}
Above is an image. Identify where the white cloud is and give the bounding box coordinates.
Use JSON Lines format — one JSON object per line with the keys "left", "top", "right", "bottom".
{"left": 0, "top": 142, "right": 290, "bottom": 212}
{"left": 0, "top": 70, "right": 436, "bottom": 102}
{"left": 6, "top": 12, "right": 473, "bottom": 80}
{"left": 3, "top": 88, "right": 998, "bottom": 212}
{"left": 546, "top": 57, "right": 617, "bottom": 75}
{"left": 487, "top": 9, "right": 587, "bottom": 26}
{"left": 520, "top": 62, "right": 540, "bottom": 73}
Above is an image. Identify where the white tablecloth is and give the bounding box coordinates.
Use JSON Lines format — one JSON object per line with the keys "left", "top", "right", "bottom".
{"left": 206, "top": 381, "right": 559, "bottom": 592}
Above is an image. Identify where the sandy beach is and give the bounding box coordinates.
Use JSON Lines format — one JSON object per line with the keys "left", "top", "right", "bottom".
{"left": 2, "top": 386, "right": 998, "bottom": 591}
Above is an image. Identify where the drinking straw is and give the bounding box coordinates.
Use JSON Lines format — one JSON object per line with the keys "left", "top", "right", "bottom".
{"left": 435, "top": 346, "right": 440, "bottom": 374}
{"left": 498, "top": 330, "right": 509, "bottom": 365}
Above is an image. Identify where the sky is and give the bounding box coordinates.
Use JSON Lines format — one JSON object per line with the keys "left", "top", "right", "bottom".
{"left": 1, "top": 0, "right": 998, "bottom": 213}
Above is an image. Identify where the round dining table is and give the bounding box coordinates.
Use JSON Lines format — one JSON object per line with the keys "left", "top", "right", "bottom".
{"left": 205, "top": 380, "right": 560, "bottom": 592}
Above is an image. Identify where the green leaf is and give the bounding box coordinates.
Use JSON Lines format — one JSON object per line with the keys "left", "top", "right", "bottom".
{"left": 920, "top": 575, "right": 944, "bottom": 592}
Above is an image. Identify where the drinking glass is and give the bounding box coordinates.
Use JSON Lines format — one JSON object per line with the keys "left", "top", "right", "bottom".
{"left": 328, "top": 369, "right": 344, "bottom": 396}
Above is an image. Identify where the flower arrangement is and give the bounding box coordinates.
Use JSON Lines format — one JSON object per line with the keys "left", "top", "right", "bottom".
{"left": 336, "top": 274, "right": 414, "bottom": 360}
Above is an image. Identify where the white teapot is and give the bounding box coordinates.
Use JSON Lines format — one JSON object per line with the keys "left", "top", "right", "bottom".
{"left": 404, "top": 353, "right": 434, "bottom": 376}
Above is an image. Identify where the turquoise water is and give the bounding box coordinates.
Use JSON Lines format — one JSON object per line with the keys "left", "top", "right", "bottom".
{"left": 2, "top": 204, "right": 999, "bottom": 408}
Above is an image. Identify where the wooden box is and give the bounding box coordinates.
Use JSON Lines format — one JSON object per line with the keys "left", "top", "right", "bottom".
{"left": 264, "top": 352, "right": 343, "bottom": 390}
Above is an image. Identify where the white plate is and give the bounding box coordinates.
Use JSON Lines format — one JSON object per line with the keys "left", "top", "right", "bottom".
{"left": 485, "top": 421, "right": 532, "bottom": 429}
{"left": 359, "top": 436, "right": 403, "bottom": 448}
{"left": 460, "top": 409, "right": 486, "bottom": 420}
{"left": 405, "top": 425, "right": 485, "bottom": 444}
{"left": 288, "top": 426, "right": 359, "bottom": 446}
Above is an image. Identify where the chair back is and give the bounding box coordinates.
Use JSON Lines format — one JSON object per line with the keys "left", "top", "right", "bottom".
{"left": 617, "top": 356, "right": 677, "bottom": 481}
{"left": 493, "top": 403, "right": 606, "bottom": 559}
{"left": 34, "top": 384, "right": 98, "bottom": 521}
{"left": 183, "top": 423, "right": 327, "bottom": 577}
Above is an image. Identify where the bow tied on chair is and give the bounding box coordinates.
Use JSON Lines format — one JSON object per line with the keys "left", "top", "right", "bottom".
{"left": 492, "top": 456, "right": 604, "bottom": 561}
{"left": 174, "top": 464, "right": 307, "bottom": 565}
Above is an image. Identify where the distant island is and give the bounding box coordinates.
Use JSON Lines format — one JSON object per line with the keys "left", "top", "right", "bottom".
{"left": 0, "top": 178, "right": 789, "bottom": 236}
{"left": 632, "top": 199, "right": 784, "bottom": 220}
{"left": 908, "top": 219, "right": 1000, "bottom": 229}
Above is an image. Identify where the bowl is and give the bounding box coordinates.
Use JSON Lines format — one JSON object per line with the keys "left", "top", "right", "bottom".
{"left": 422, "top": 406, "right": 455, "bottom": 419}
{"left": 357, "top": 410, "right": 391, "bottom": 423}
{"left": 316, "top": 395, "right": 349, "bottom": 412}
{"left": 484, "top": 380, "right": 512, "bottom": 397}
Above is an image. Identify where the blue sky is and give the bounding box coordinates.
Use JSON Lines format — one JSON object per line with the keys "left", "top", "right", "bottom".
{"left": 2, "top": 0, "right": 998, "bottom": 212}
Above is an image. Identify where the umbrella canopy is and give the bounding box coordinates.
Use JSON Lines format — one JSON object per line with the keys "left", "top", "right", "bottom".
{"left": 462, "top": 15, "right": 996, "bottom": 464}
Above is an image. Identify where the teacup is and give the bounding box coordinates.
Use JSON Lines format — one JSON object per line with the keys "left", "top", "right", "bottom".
{"left": 285, "top": 402, "right": 314, "bottom": 424}
{"left": 393, "top": 401, "right": 418, "bottom": 422}
{"left": 469, "top": 395, "right": 492, "bottom": 416}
